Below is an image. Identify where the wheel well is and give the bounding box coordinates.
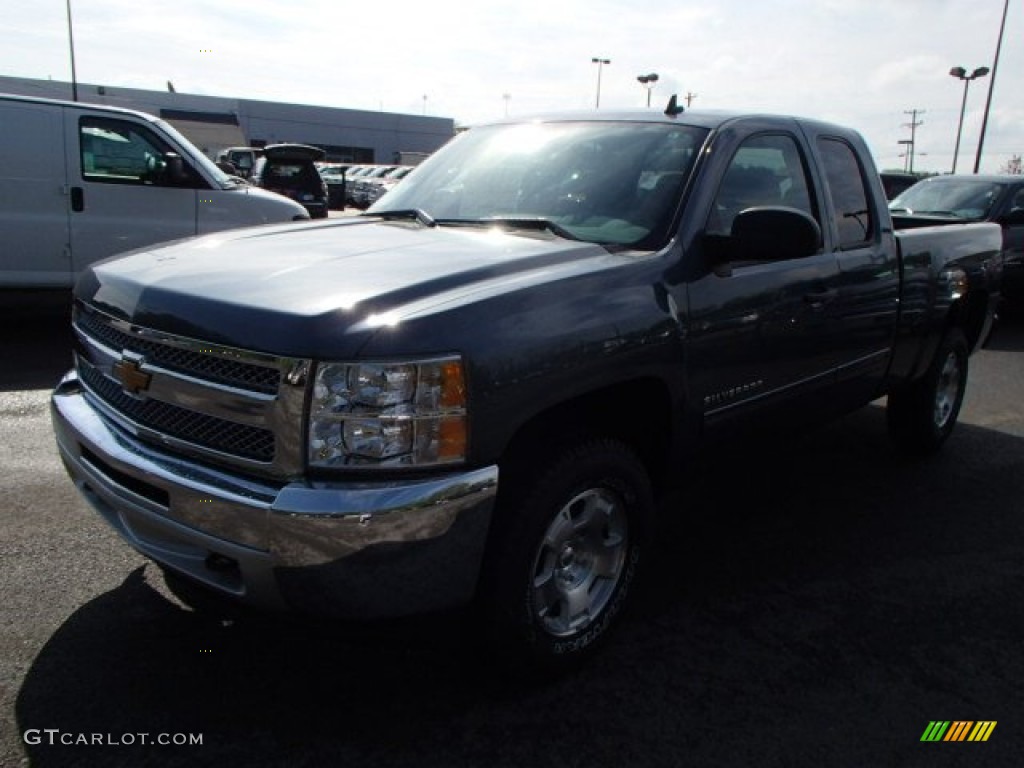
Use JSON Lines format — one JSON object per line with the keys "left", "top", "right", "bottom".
{"left": 498, "top": 378, "right": 674, "bottom": 495}
{"left": 948, "top": 290, "right": 992, "bottom": 351}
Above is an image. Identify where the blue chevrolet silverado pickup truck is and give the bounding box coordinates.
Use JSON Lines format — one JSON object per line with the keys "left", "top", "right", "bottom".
{"left": 52, "top": 103, "right": 1002, "bottom": 669}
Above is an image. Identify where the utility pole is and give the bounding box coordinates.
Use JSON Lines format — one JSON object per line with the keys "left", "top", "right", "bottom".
{"left": 902, "top": 109, "right": 924, "bottom": 173}
{"left": 685, "top": 91, "right": 698, "bottom": 108}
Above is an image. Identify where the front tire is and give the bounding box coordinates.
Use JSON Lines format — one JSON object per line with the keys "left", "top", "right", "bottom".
{"left": 482, "top": 439, "right": 654, "bottom": 672}
{"left": 888, "top": 328, "right": 969, "bottom": 454}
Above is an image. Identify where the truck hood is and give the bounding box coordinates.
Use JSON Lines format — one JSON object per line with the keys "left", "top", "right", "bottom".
{"left": 79, "top": 217, "right": 627, "bottom": 356}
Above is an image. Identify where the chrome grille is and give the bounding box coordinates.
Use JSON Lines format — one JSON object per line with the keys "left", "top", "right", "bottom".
{"left": 79, "top": 362, "right": 276, "bottom": 462}
{"left": 76, "top": 306, "right": 281, "bottom": 394}
{"left": 72, "top": 303, "right": 308, "bottom": 475}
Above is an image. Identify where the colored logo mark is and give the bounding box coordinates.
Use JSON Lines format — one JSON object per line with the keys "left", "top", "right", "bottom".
{"left": 921, "top": 721, "right": 997, "bottom": 742}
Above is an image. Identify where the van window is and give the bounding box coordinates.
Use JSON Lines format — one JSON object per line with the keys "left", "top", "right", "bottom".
{"left": 79, "top": 117, "right": 197, "bottom": 187}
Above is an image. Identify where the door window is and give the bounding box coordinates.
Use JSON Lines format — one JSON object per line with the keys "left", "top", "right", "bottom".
{"left": 79, "top": 117, "right": 191, "bottom": 186}
{"left": 708, "top": 133, "right": 816, "bottom": 237}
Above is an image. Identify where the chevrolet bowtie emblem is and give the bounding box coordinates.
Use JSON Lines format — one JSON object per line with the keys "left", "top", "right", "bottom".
{"left": 113, "top": 356, "right": 152, "bottom": 394}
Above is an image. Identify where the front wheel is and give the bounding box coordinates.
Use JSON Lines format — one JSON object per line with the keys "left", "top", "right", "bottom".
{"left": 482, "top": 439, "right": 654, "bottom": 672}
{"left": 887, "top": 328, "right": 969, "bottom": 454}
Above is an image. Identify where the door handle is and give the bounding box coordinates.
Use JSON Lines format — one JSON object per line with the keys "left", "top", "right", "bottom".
{"left": 70, "top": 186, "right": 84, "bottom": 212}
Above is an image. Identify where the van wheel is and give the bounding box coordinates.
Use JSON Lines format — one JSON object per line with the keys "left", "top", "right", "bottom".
{"left": 482, "top": 439, "right": 653, "bottom": 672}
{"left": 888, "top": 328, "right": 968, "bottom": 454}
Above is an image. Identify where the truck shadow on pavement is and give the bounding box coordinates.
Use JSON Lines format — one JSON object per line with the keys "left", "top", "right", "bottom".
{"left": 0, "top": 292, "right": 74, "bottom": 392}
{"left": 16, "top": 408, "right": 1024, "bottom": 767}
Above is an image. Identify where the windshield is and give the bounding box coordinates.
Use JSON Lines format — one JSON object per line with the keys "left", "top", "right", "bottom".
{"left": 154, "top": 119, "right": 242, "bottom": 189}
{"left": 890, "top": 178, "right": 1005, "bottom": 220}
{"left": 369, "top": 121, "right": 708, "bottom": 248}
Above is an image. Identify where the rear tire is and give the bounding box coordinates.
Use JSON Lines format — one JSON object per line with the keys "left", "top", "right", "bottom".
{"left": 888, "top": 328, "right": 968, "bottom": 454}
{"left": 481, "top": 439, "right": 654, "bottom": 673}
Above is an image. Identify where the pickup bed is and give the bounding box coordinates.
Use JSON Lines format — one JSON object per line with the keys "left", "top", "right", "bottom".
{"left": 52, "top": 106, "right": 1002, "bottom": 669}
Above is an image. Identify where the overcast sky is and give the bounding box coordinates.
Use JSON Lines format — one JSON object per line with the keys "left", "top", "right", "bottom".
{"left": 2, "top": 0, "right": 1021, "bottom": 174}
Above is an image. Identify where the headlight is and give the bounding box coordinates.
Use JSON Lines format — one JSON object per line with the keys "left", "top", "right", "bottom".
{"left": 939, "top": 267, "right": 969, "bottom": 300}
{"left": 308, "top": 356, "right": 468, "bottom": 469}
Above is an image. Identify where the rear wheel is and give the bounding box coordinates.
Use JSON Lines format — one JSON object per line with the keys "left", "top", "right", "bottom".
{"left": 482, "top": 439, "right": 653, "bottom": 672}
{"left": 888, "top": 328, "right": 969, "bottom": 454}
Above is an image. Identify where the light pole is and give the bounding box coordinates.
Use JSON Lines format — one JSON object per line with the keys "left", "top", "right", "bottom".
{"left": 591, "top": 57, "right": 610, "bottom": 109}
{"left": 636, "top": 73, "right": 659, "bottom": 107}
{"left": 949, "top": 66, "right": 989, "bottom": 174}
{"left": 66, "top": 0, "right": 78, "bottom": 101}
{"left": 974, "top": 0, "right": 1009, "bottom": 174}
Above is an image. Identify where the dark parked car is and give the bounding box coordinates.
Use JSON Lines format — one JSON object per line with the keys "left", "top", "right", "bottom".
{"left": 319, "top": 163, "right": 350, "bottom": 210}
{"left": 879, "top": 171, "right": 922, "bottom": 200}
{"left": 216, "top": 146, "right": 263, "bottom": 179}
{"left": 890, "top": 174, "right": 1024, "bottom": 303}
{"left": 364, "top": 165, "right": 413, "bottom": 207}
{"left": 343, "top": 165, "right": 375, "bottom": 207}
{"left": 251, "top": 144, "right": 328, "bottom": 219}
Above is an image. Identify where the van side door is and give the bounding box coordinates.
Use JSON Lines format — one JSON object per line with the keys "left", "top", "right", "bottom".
{"left": 66, "top": 113, "right": 199, "bottom": 276}
{"left": 0, "top": 99, "right": 71, "bottom": 287}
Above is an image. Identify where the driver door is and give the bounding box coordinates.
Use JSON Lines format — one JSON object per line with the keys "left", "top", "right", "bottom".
{"left": 684, "top": 129, "right": 841, "bottom": 433}
{"left": 66, "top": 112, "right": 198, "bottom": 277}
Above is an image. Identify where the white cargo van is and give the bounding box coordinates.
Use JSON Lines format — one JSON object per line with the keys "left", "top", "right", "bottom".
{"left": 0, "top": 93, "right": 310, "bottom": 288}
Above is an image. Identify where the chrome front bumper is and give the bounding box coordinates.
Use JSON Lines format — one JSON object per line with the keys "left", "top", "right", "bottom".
{"left": 51, "top": 371, "right": 499, "bottom": 618}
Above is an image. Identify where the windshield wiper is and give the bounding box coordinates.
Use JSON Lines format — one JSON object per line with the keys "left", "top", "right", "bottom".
{"left": 891, "top": 208, "right": 964, "bottom": 218}
{"left": 366, "top": 208, "right": 436, "bottom": 227}
{"left": 436, "top": 217, "right": 581, "bottom": 241}
{"left": 915, "top": 210, "right": 964, "bottom": 218}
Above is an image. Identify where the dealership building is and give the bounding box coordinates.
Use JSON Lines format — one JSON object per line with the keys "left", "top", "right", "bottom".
{"left": 0, "top": 75, "right": 455, "bottom": 164}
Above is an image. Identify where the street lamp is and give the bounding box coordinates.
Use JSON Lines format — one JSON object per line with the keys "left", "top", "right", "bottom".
{"left": 636, "top": 73, "right": 659, "bottom": 108}
{"left": 949, "top": 66, "right": 989, "bottom": 174}
{"left": 974, "top": 0, "right": 1009, "bottom": 174}
{"left": 591, "top": 57, "right": 610, "bottom": 109}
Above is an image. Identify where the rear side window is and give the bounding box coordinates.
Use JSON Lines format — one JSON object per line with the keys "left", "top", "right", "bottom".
{"left": 818, "top": 138, "right": 874, "bottom": 248}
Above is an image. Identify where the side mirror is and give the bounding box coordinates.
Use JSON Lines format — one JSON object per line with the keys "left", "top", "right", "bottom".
{"left": 164, "top": 152, "right": 189, "bottom": 185}
{"left": 1000, "top": 208, "right": 1024, "bottom": 227}
{"left": 730, "top": 207, "right": 822, "bottom": 262}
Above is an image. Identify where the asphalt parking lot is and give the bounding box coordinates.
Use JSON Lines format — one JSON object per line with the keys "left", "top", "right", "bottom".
{"left": 2, "top": 298, "right": 1023, "bottom": 767}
